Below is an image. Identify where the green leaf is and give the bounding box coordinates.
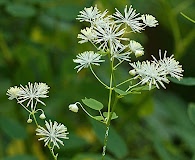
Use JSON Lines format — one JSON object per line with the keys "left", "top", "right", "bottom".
{"left": 46, "top": 4, "right": 82, "bottom": 21}
{"left": 0, "top": 116, "right": 27, "bottom": 139}
{"left": 169, "top": 77, "right": 195, "bottom": 86}
{"left": 6, "top": 4, "right": 36, "bottom": 18}
{"left": 103, "top": 112, "right": 118, "bottom": 120}
{"left": 82, "top": 98, "right": 103, "bottom": 110}
{"left": 188, "top": 103, "right": 195, "bottom": 125}
{"left": 62, "top": 133, "right": 88, "bottom": 150}
{"left": 90, "top": 119, "right": 128, "bottom": 159}
{"left": 114, "top": 88, "right": 128, "bottom": 96}
{"left": 2, "top": 155, "right": 37, "bottom": 160}
{"left": 94, "top": 116, "right": 104, "bottom": 121}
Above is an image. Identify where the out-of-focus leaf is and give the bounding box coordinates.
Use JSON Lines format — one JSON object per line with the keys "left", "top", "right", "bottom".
{"left": 131, "top": 85, "right": 155, "bottom": 91}
{"left": 138, "top": 97, "right": 154, "bottom": 117}
{"left": 82, "top": 98, "right": 103, "bottom": 110}
{"left": 90, "top": 119, "right": 128, "bottom": 159}
{"left": 72, "top": 153, "right": 114, "bottom": 160}
{"left": 0, "top": 116, "right": 27, "bottom": 139}
{"left": 62, "top": 133, "right": 88, "bottom": 150}
{"left": 188, "top": 103, "right": 195, "bottom": 125}
{"left": 153, "top": 138, "right": 175, "bottom": 160}
{"left": 2, "top": 155, "right": 37, "bottom": 160}
{"left": 169, "top": 77, "right": 195, "bottom": 86}
{"left": 103, "top": 112, "right": 118, "bottom": 120}
{"left": 146, "top": 91, "right": 195, "bottom": 152}
{"left": 6, "top": 4, "right": 36, "bottom": 18}
{"left": 192, "top": 153, "right": 195, "bottom": 160}
{"left": 46, "top": 4, "right": 82, "bottom": 21}
{"left": 0, "top": 78, "right": 11, "bottom": 96}
{"left": 0, "top": 0, "right": 8, "bottom": 5}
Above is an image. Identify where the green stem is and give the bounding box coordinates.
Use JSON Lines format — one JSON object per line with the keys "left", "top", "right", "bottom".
{"left": 31, "top": 112, "right": 39, "bottom": 127}
{"left": 116, "top": 77, "right": 135, "bottom": 87}
{"left": 180, "top": 12, "right": 195, "bottom": 23}
{"left": 90, "top": 65, "right": 109, "bottom": 89}
{"left": 102, "top": 59, "right": 116, "bottom": 159}
{"left": 102, "top": 94, "right": 119, "bottom": 160}
{"left": 31, "top": 110, "right": 58, "bottom": 160}
{"left": 76, "top": 102, "right": 96, "bottom": 120}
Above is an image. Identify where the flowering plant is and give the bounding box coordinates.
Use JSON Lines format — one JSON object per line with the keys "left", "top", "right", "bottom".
{"left": 6, "top": 82, "right": 69, "bottom": 160}
{"left": 6, "top": 4, "right": 184, "bottom": 160}
{"left": 70, "top": 5, "right": 184, "bottom": 159}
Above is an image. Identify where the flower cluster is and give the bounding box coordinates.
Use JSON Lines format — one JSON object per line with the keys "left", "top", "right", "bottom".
{"left": 74, "top": 5, "right": 184, "bottom": 90}
{"left": 6, "top": 82, "right": 49, "bottom": 122}
{"left": 36, "top": 120, "right": 69, "bottom": 149}
{"left": 74, "top": 5, "right": 159, "bottom": 72}
{"left": 6, "top": 82, "right": 69, "bottom": 155}
{"left": 129, "top": 50, "right": 183, "bottom": 90}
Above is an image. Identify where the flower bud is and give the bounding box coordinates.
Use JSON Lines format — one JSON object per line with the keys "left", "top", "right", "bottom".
{"left": 39, "top": 113, "right": 46, "bottom": 119}
{"left": 129, "top": 69, "right": 136, "bottom": 76}
{"left": 69, "top": 103, "right": 79, "bottom": 113}
{"left": 27, "top": 118, "right": 32, "bottom": 123}
{"left": 135, "top": 50, "right": 144, "bottom": 57}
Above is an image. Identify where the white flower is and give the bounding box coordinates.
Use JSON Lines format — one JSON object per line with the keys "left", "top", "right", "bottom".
{"left": 152, "top": 50, "right": 183, "bottom": 80}
{"left": 69, "top": 103, "right": 79, "bottom": 113}
{"left": 142, "top": 14, "right": 158, "bottom": 27}
{"left": 130, "top": 61, "right": 169, "bottom": 90}
{"left": 94, "top": 23, "right": 128, "bottom": 52}
{"left": 92, "top": 15, "right": 112, "bottom": 28}
{"left": 129, "top": 40, "right": 144, "bottom": 57}
{"left": 27, "top": 118, "right": 32, "bottom": 123}
{"left": 36, "top": 120, "right": 69, "bottom": 149}
{"left": 111, "top": 46, "right": 131, "bottom": 62}
{"left": 39, "top": 113, "right": 46, "bottom": 119}
{"left": 78, "top": 27, "right": 96, "bottom": 44}
{"left": 73, "top": 51, "right": 105, "bottom": 72}
{"left": 17, "top": 82, "right": 50, "bottom": 108}
{"left": 6, "top": 86, "right": 21, "bottom": 100}
{"left": 129, "top": 69, "right": 136, "bottom": 76}
{"left": 113, "top": 5, "right": 143, "bottom": 32}
{"left": 76, "top": 5, "right": 108, "bottom": 24}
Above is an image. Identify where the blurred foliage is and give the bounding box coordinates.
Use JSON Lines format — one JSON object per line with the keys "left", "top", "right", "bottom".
{"left": 0, "top": 0, "right": 195, "bottom": 160}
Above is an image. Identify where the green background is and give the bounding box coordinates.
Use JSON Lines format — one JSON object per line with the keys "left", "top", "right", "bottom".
{"left": 0, "top": 0, "right": 195, "bottom": 159}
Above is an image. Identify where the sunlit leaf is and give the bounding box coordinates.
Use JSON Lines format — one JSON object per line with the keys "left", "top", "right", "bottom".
{"left": 114, "top": 88, "right": 128, "bottom": 96}
{"left": 94, "top": 116, "right": 104, "bottom": 121}
{"left": 103, "top": 112, "right": 118, "bottom": 120}
{"left": 82, "top": 98, "right": 103, "bottom": 110}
